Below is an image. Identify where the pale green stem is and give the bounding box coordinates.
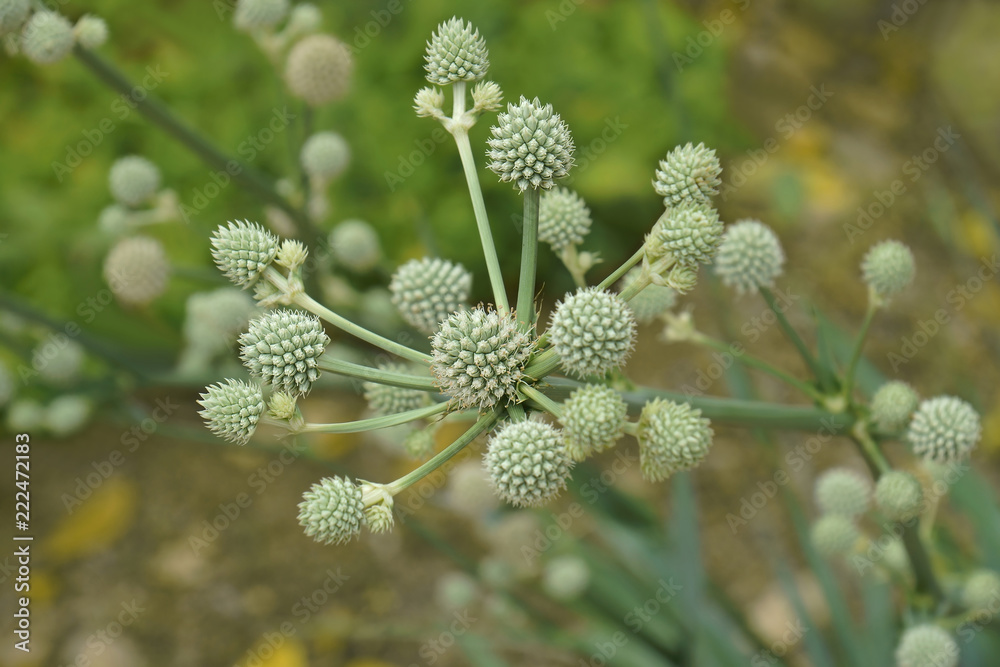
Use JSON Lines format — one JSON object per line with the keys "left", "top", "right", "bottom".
{"left": 317, "top": 355, "right": 436, "bottom": 391}
{"left": 450, "top": 82, "right": 510, "bottom": 314}
{"left": 692, "top": 333, "right": 825, "bottom": 403}
{"left": 559, "top": 245, "right": 588, "bottom": 288}
{"left": 516, "top": 187, "right": 541, "bottom": 328}
{"left": 842, "top": 301, "right": 877, "bottom": 402}
{"left": 295, "top": 402, "right": 447, "bottom": 434}
{"left": 387, "top": 409, "right": 501, "bottom": 494}
{"left": 618, "top": 268, "right": 652, "bottom": 303}
{"left": 596, "top": 246, "right": 645, "bottom": 291}
{"left": 518, "top": 383, "right": 563, "bottom": 418}
{"left": 759, "top": 286, "right": 824, "bottom": 382}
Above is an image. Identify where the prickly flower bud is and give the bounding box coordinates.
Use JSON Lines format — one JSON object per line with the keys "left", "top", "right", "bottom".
{"left": 284, "top": 34, "right": 353, "bottom": 106}
{"left": 559, "top": 384, "right": 627, "bottom": 461}
{"left": 390, "top": 257, "right": 472, "bottom": 334}
{"left": 548, "top": 287, "right": 636, "bottom": 379}
{"left": 906, "top": 396, "right": 981, "bottom": 464}
{"left": 211, "top": 220, "right": 280, "bottom": 288}
{"left": 653, "top": 142, "right": 722, "bottom": 207}
{"left": 472, "top": 80, "right": 503, "bottom": 113}
{"left": 198, "top": 378, "right": 265, "bottom": 445}
{"left": 414, "top": 86, "right": 446, "bottom": 119}
{"left": 487, "top": 96, "right": 575, "bottom": 191}
{"left": 423, "top": 16, "right": 489, "bottom": 86}
{"left": 646, "top": 201, "right": 724, "bottom": 267}
{"left": 538, "top": 187, "right": 592, "bottom": 251}
{"left": 20, "top": 11, "right": 74, "bottom": 64}
{"left": 861, "top": 240, "right": 915, "bottom": 303}
{"left": 276, "top": 239, "right": 308, "bottom": 271}
{"left": 239, "top": 309, "right": 329, "bottom": 396}
{"left": 484, "top": 420, "right": 572, "bottom": 507}
{"left": 714, "top": 220, "right": 785, "bottom": 294}
{"left": 298, "top": 476, "right": 364, "bottom": 545}
{"left": 637, "top": 398, "right": 713, "bottom": 482}
{"left": 267, "top": 391, "right": 298, "bottom": 420}
{"left": 109, "top": 155, "right": 161, "bottom": 207}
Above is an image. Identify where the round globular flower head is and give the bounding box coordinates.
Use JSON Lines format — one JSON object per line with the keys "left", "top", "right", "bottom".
{"left": 962, "top": 570, "right": 1000, "bottom": 612}
{"left": 183, "top": 288, "right": 258, "bottom": 353}
{"left": 637, "top": 399, "right": 713, "bottom": 482}
{"left": 484, "top": 420, "right": 572, "bottom": 507}
{"left": 198, "top": 379, "right": 264, "bottom": 446}
{"left": 811, "top": 514, "right": 859, "bottom": 557}
{"left": 647, "top": 201, "right": 724, "bottom": 267}
{"left": 430, "top": 307, "right": 533, "bottom": 409}
{"left": 108, "top": 156, "right": 161, "bottom": 207}
{"left": 300, "top": 132, "right": 350, "bottom": 180}
{"left": 894, "top": 625, "right": 958, "bottom": 667}
{"left": 20, "top": 11, "right": 74, "bottom": 64}
{"left": 103, "top": 236, "right": 170, "bottom": 306}
{"left": 538, "top": 187, "right": 591, "bottom": 251}
{"left": 391, "top": 257, "right": 472, "bottom": 334}
{"left": 653, "top": 143, "right": 722, "bottom": 207}
{"left": 211, "top": 220, "right": 280, "bottom": 288}
{"left": 298, "top": 477, "right": 364, "bottom": 545}
{"left": 233, "top": 0, "right": 289, "bottom": 31}
{"left": 715, "top": 220, "right": 785, "bottom": 294}
{"left": 34, "top": 339, "right": 85, "bottom": 385}
{"left": 814, "top": 468, "right": 871, "bottom": 518}
{"left": 559, "top": 384, "right": 628, "bottom": 461}
{"left": 329, "top": 219, "right": 380, "bottom": 273}
{"left": 0, "top": 0, "right": 30, "bottom": 36}
{"left": 862, "top": 240, "right": 915, "bottom": 302}
{"left": 487, "top": 96, "right": 575, "bottom": 191}
{"left": 363, "top": 363, "right": 430, "bottom": 416}
{"left": 239, "top": 309, "right": 329, "bottom": 396}
{"left": 871, "top": 381, "right": 920, "bottom": 433}
{"left": 543, "top": 556, "right": 590, "bottom": 600}
{"left": 875, "top": 471, "right": 924, "bottom": 521}
{"left": 423, "top": 17, "right": 488, "bottom": 86}
{"left": 621, "top": 268, "right": 676, "bottom": 324}
{"left": 284, "top": 34, "right": 353, "bottom": 107}
{"left": 73, "top": 14, "right": 107, "bottom": 49}
{"left": 45, "top": 395, "right": 92, "bottom": 438}
{"left": 906, "top": 396, "right": 981, "bottom": 463}
{"left": 549, "top": 288, "right": 636, "bottom": 379}
{"left": 286, "top": 4, "right": 320, "bottom": 33}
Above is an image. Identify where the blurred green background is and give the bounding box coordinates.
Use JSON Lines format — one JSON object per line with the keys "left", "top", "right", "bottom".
{"left": 2, "top": 0, "right": 1000, "bottom": 665}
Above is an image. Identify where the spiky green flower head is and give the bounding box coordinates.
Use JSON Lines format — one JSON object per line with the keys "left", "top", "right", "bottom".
{"left": 621, "top": 267, "right": 676, "bottom": 324}
{"left": 44, "top": 395, "right": 92, "bottom": 438}
{"left": 301, "top": 131, "right": 350, "bottom": 180}
{"left": 962, "top": 569, "right": 1000, "bottom": 612}
{"left": 871, "top": 380, "right": 920, "bottom": 433}
{"left": 875, "top": 471, "right": 924, "bottom": 521}
{"left": 390, "top": 257, "right": 472, "bottom": 334}
{"left": 906, "top": 396, "right": 981, "bottom": 464}
{"left": 430, "top": 307, "right": 533, "bottom": 409}
{"left": 814, "top": 467, "right": 871, "bottom": 518}
{"left": 862, "top": 240, "right": 915, "bottom": 303}
{"left": 487, "top": 96, "right": 575, "bottom": 191}
{"left": 549, "top": 287, "right": 636, "bottom": 379}
{"left": 472, "top": 80, "right": 503, "bottom": 113}
{"left": 404, "top": 427, "right": 436, "bottom": 459}
{"left": 363, "top": 363, "right": 431, "bottom": 416}
{"left": 653, "top": 142, "right": 722, "bottom": 208}
{"left": 211, "top": 220, "right": 280, "bottom": 288}
{"left": 413, "top": 86, "right": 446, "bottom": 119}
{"left": 20, "top": 11, "right": 74, "bottom": 64}
{"left": 198, "top": 378, "right": 265, "bottom": 445}
{"left": 298, "top": 476, "right": 365, "bottom": 545}
{"left": 364, "top": 502, "right": 394, "bottom": 534}
{"left": 811, "top": 514, "right": 859, "bottom": 557}
{"left": 267, "top": 391, "right": 297, "bottom": 420}
{"left": 73, "top": 14, "right": 107, "bottom": 49}
{"left": 423, "top": 16, "right": 488, "bottom": 86}
{"left": 538, "top": 187, "right": 592, "bottom": 251}
{"left": 239, "top": 309, "right": 329, "bottom": 396}
{"left": 484, "top": 420, "right": 573, "bottom": 507}
{"left": 109, "top": 156, "right": 161, "bottom": 207}
{"left": 714, "top": 220, "right": 785, "bottom": 294}
{"left": 637, "top": 398, "right": 713, "bottom": 482}
{"left": 284, "top": 34, "right": 353, "bottom": 106}
{"left": 646, "top": 201, "right": 724, "bottom": 268}
{"left": 0, "top": 0, "right": 30, "bottom": 36}
{"left": 103, "top": 235, "right": 171, "bottom": 306}
{"left": 559, "top": 384, "right": 628, "bottom": 461}
{"left": 329, "top": 219, "right": 381, "bottom": 273}
{"left": 234, "top": 0, "right": 289, "bottom": 31}
{"left": 183, "top": 288, "right": 258, "bottom": 352}
{"left": 894, "top": 625, "right": 958, "bottom": 667}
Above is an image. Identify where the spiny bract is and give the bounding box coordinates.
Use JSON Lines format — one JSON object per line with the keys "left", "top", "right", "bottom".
{"left": 484, "top": 420, "right": 572, "bottom": 507}
{"left": 423, "top": 16, "right": 489, "bottom": 85}
{"left": 390, "top": 257, "right": 472, "bottom": 334}
{"left": 906, "top": 396, "right": 981, "bottom": 464}
{"left": 198, "top": 378, "right": 265, "bottom": 446}
{"left": 548, "top": 287, "right": 636, "bottom": 379}
{"left": 430, "top": 307, "right": 533, "bottom": 409}
{"left": 298, "top": 477, "right": 365, "bottom": 545}
{"left": 487, "top": 96, "right": 575, "bottom": 191}
{"left": 714, "top": 219, "right": 785, "bottom": 294}
{"left": 653, "top": 142, "right": 722, "bottom": 208}
{"left": 559, "top": 384, "right": 627, "bottom": 461}
{"left": 637, "top": 398, "right": 713, "bottom": 482}
{"left": 239, "top": 309, "right": 329, "bottom": 396}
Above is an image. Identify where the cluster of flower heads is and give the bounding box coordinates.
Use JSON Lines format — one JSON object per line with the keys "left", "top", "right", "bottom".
{"left": 3, "top": 3, "right": 107, "bottom": 65}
